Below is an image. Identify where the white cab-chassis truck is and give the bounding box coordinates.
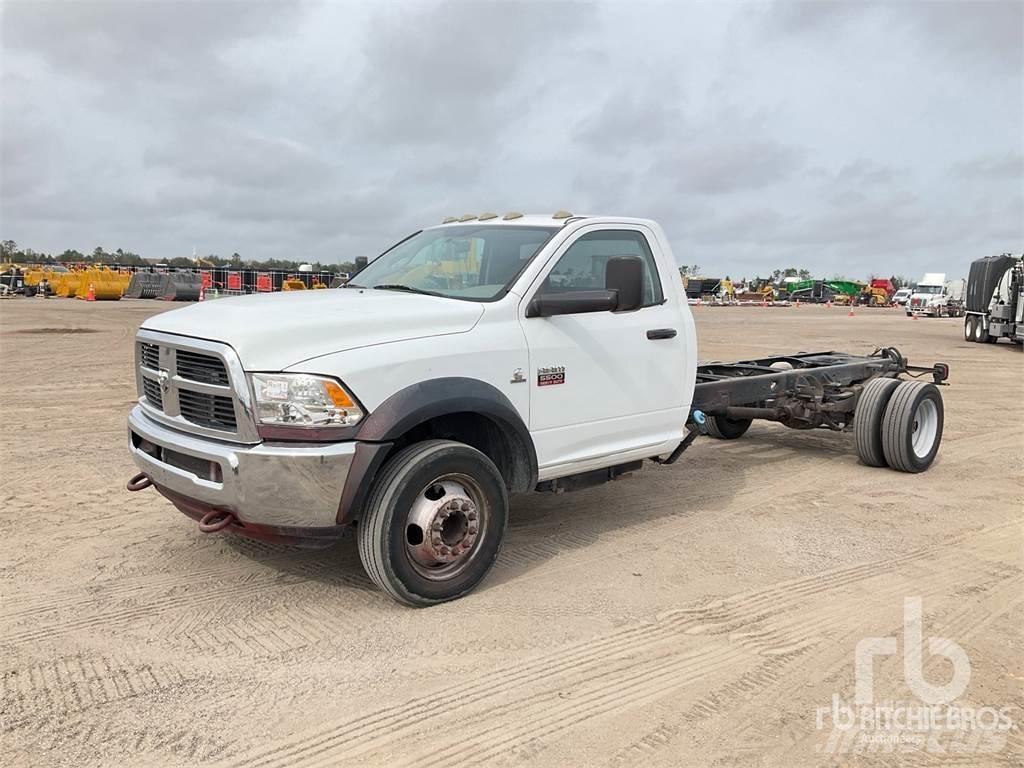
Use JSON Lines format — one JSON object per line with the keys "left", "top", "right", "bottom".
{"left": 127, "top": 214, "right": 950, "bottom": 606}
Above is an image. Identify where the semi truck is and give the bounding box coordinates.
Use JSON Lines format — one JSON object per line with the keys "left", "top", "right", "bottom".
{"left": 906, "top": 273, "right": 965, "bottom": 317}
{"left": 963, "top": 253, "right": 1024, "bottom": 345}
{"left": 125, "top": 213, "right": 950, "bottom": 606}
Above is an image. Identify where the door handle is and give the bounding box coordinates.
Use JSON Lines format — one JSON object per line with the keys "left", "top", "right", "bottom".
{"left": 646, "top": 328, "right": 677, "bottom": 340}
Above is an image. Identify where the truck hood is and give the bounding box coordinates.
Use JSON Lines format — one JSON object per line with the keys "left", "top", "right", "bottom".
{"left": 141, "top": 288, "right": 484, "bottom": 370}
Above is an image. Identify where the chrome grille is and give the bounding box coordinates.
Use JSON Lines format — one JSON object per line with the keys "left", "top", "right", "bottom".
{"left": 178, "top": 388, "right": 237, "bottom": 430}
{"left": 141, "top": 377, "right": 163, "bottom": 409}
{"left": 135, "top": 331, "right": 258, "bottom": 443}
{"left": 139, "top": 342, "right": 160, "bottom": 370}
{"left": 175, "top": 350, "right": 230, "bottom": 386}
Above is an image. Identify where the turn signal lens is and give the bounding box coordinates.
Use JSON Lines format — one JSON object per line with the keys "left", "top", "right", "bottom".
{"left": 324, "top": 381, "right": 356, "bottom": 408}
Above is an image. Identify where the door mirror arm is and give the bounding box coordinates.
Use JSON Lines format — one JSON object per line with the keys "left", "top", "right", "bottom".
{"left": 526, "top": 289, "right": 619, "bottom": 318}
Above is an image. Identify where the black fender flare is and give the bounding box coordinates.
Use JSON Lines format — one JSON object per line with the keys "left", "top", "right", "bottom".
{"left": 336, "top": 378, "right": 537, "bottom": 523}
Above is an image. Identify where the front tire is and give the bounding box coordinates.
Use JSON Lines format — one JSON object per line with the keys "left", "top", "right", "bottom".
{"left": 854, "top": 377, "right": 901, "bottom": 467}
{"left": 881, "top": 382, "right": 944, "bottom": 473}
{"left": 357, "top": 440, "right": 508, "bottom": 607}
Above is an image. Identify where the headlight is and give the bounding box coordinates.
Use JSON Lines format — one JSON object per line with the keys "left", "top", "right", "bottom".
{"left": 249, "top": 373, "right": 364, "bottom": 429}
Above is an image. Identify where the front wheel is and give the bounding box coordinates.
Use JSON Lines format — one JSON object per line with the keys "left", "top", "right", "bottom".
{"left": 357, "top": 440, "right": 508, "bottom": 607}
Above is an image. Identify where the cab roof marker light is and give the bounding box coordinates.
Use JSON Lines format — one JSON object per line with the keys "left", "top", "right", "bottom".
{"left": 552, "top": 210, "right": 573, "bottom": 219}
{"left": 458, "top": 214, "right": 476, "bottom": 222}
{"left": 441, "top": 216, "right": 459, "bottom": 224}
{"left": 503, "top": 211, "right": 524, "bottom": 220}
{"left": 477, "top": 212, "right": 498, "bottom": 220}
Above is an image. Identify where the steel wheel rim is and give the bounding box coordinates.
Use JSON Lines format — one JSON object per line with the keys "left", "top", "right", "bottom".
{"left": 404, "top": 473, "right": 487, "bottom": 581}
{"left": 911, "top": 398, "right": 939, "bottom": 458}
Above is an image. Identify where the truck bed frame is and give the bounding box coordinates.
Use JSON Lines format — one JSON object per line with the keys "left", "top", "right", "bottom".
{"left": 691, "top": 348, "right": 948, "bottom": 432}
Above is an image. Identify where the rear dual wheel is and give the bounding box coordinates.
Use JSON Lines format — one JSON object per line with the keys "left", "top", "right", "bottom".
{"left": 854, "top": 379, "right": 944, "bottom": 473}
{"left": 703, "top": 415, "right": 752, "bottom": 440}
{"left": 357, "top": 440, "right": 508, "bottom": 607}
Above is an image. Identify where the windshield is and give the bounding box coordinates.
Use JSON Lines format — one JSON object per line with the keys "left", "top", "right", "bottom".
{"left": 349, "top": 225, "right": 559, "bottom": 301}
{"left": 915, "top": 285, "right": 943, "bottom": 294}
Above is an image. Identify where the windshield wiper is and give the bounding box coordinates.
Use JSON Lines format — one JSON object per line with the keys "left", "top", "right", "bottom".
{"left": 371, "top": 284, "right": 443, "bottom": 297}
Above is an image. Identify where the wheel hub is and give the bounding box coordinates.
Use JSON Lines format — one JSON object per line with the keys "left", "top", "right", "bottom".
{"left": 406, "top": 479, "right": 481, "bottom": 570}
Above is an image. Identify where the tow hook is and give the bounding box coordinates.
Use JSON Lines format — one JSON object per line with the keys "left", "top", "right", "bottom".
{"left": 198, "top": 509, "right": 237, "bottom": 533}
{"left": 126, "top": 472, "right": 153, "bottom": 492}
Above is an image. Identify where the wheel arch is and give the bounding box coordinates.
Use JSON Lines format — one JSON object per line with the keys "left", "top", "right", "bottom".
{"left": 337, "top": 378, "right": 537, "bottom": 524}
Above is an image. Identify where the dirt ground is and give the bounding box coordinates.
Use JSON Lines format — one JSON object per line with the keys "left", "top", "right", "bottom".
{"left": 1, "top": 298, "right": 1021, "bottom": 767}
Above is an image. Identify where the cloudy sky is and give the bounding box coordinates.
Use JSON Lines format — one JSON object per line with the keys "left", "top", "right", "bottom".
{"left": 2, "top": 0, "right": 1021, "bottom": 279}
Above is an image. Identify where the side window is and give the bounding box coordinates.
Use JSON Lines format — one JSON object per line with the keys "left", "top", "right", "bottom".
{"left": 540, "top": 230, "right": 664, "bottom": 307}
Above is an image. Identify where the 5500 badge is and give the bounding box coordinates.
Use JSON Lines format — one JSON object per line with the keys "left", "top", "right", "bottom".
{"left": 537, "top": 366, "right": 565, "bottom": 387}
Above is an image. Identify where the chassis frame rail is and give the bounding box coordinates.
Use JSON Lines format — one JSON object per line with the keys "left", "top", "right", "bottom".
{"left": 691, "top": 348, "right": 948, "bottom": 431}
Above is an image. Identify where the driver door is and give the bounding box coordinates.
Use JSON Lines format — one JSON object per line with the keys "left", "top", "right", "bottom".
{"left": 519, "top": 225, "right": 687, "bottom": 477}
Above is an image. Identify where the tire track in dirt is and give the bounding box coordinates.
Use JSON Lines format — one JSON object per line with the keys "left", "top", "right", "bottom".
{"left": 221, "top": 521, "right": 1015, "bottom": 768}
{"left": 6, "top": 713, "right": 237, "bottom": 766}
{"left": 395, "top": 526, "right": 1018, "bottom": 768}
{"left": 0, "top": 652, "right": 191, "bottom": 730}
{"left": 605, "top": 575, "right": 1024, "bottom": 767}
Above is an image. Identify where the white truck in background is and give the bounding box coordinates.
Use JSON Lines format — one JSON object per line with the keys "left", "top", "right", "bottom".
{"left": 125, "top": 212, "right": 951, "bottom": 606}
{"left": 907, "top": 273, "right": 965, "bottom": 318}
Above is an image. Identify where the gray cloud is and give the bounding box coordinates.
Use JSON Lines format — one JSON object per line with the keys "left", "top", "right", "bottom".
{"left": 953, "top": 152, "right": 1024, "bottom": 181}
{"left": 1, "top": 0, "right": 1021, "bottom": 278}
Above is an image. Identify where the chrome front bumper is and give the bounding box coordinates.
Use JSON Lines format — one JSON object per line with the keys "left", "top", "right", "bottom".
{"left": 127, "top": 405, "right": 356, "bottom": 528}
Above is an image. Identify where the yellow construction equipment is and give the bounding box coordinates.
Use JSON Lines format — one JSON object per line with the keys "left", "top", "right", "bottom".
{"left": 282, "top": 278, "right": 307, "bottom": 291}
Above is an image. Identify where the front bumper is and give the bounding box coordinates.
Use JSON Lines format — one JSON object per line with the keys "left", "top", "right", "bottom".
{"left": 128, "top": 405, "right": 356, "bottom": 530}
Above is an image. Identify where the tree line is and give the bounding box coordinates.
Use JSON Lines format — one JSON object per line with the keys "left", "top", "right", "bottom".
{"left": 678, "top": 263, "right": 912, "bottom": 289}
{"left": 0, "top": 240, "right": 357, "bottom": 275}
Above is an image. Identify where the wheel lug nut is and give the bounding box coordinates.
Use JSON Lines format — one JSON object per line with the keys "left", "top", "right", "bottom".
{"left": 467, "top": 511, "right": 477, "bottom": 521}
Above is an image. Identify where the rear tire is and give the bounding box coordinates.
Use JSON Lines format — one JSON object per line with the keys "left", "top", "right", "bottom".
{"left": 964, "top": 316, "right": 976, "bottom": 342}
{"left": 704, "top": 415, "right": 752, "bottom": 440}
{"left": 974, "top": 317, "right": 988, "bottom": 343}
{"left": 881, "top": 382, "right": 944, "bottom": 473}
{"left": 357, "top": 440, "right": 508, "bottom": 607}
{"left": 853, "top": 377, "right": 901, "bottom": 467}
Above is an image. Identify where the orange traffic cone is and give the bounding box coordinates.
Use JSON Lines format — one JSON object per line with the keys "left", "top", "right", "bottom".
{"left": 86, "top": 283, "right": 96, "bottom": 302}
{"left": 847, "top": 309, "right": 855, "bottom": 317}
{"left": 199, "top": 285, "right": 205, "bottom": 302}
{"left": 795, "top": 299, "right": 801, "bottom": 308}
{"left": 826, "top": 301, "right": 832, "bottom": 308}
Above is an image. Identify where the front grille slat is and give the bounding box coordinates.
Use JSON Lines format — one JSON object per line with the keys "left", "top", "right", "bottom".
{"left": 139, "top": 343, "right": 160, "bottom": 370}
{"left": 175, "top": 350, "right": 229, "bottom": 386}
{"left": 141, "top": 377, "right": 163, "bottom": 409}
{"left": 178, "top": 388, "right": 237, "bottom": 430}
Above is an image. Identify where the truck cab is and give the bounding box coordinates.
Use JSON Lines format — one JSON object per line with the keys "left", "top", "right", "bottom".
{"left": 907, "top": 272, "right": 963, "bottom": 317}
{"left": 127, "top": 213, "right": 698, "bottom": 604}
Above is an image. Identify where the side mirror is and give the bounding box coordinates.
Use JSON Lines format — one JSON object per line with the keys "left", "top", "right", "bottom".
{"left": 526, "top": 289, "right": 619, "bottom": 318}
{"left": 605, "top": 256, "right": 643, "bottom": 311}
